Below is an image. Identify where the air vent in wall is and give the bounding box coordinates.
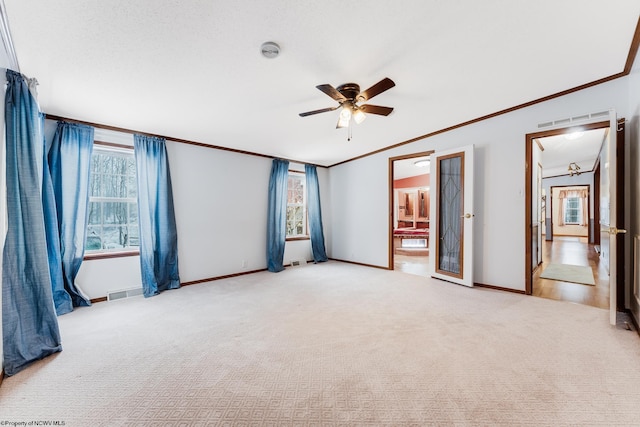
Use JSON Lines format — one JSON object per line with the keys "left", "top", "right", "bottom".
{"left": 107, "top": 287, "right": 144, "bottom": 301}
{"left": 538, "top": 110, "right": 609, "bottom": 129}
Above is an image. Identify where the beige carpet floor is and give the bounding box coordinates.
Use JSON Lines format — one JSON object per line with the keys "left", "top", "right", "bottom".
{"left": 1, "top": 261, "right": 640, "bottom": 426}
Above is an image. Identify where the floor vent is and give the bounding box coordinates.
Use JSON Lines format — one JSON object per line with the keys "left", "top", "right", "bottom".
{"left": 107, "top": 287, "right": 144, "bottom": 301}
{"left": 290, "top": 259, "right": 308, "bottom": 267}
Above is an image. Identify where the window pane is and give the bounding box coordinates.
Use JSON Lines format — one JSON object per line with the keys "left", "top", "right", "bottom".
{"left": 127, "top": 176, "right": 137, "bottom": 198}
{"left": 87, "top": 147, "right": 138, "bottom": 253}
{"left": 103, "top": 202, "right": 129, "bottom": 224}
{"left": 86, "top": 226, "right": 103, "bottom": 250}
{"left": 88, "top": 202, "right": 101, "bottom": 225}
{"left": 101, "top": 226, "right": 129, "bottom": 249}
{"left": 438, "top": 155, "right": 462, "bottom": 275}
{"left": 89, "top": 172, "right": 101, "bottom": 197}
{"left": 286, "top": 173, "right": 307, "bottom": 237}
{"left": 128, "top": 225, "right": 140, "bottom": 247}
{"left": 564, "top": 197, "right": 581, "bottom": 223}
{"left": 128, "top": 202, "right": 138, "bottom": 224}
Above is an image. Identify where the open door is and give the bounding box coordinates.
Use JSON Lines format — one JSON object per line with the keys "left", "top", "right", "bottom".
{"left": 429, "top": 145, "right": 474, "bottom": 287}
{"left": 600, "top": 110, "right": 626, "bottom": 325}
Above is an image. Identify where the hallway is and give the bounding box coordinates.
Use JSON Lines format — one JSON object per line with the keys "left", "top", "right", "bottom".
{"left": 394, "top": 254, "right": 429, "bottom": 277}
{"left": 533, "top": 237, "right": 609, "bottom": 309}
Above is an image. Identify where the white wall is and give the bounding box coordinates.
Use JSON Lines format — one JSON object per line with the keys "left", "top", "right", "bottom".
{"left": 74, "top": 139, "right": 325, "bottom": 299}
{"left": 328, "top": 76, "right": 631, "bottom": 291}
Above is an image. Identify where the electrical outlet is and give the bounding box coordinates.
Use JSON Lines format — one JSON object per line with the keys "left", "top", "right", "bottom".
{"left": 241, "top": 260, "right": 248, "bottom": 268}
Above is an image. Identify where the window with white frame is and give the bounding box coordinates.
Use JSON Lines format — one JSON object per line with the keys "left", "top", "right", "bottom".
{"left": 563, "top": 196, "right": 582, "bottom": 225}
{"left": 86, "top": 145, "right": 139, "bottom": 253}
{"left": 286, "top": 172, "right": 307, "bottom": 238}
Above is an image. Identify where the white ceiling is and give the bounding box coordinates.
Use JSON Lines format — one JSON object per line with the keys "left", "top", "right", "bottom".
{"left": 394, "top": 156, "right": 430, "bottom": 180}
{"left": 4, "top": 1, "right": 640, "bottom": 167}
{"left": 537, "top": 128, "right": 607, "bottom": 178}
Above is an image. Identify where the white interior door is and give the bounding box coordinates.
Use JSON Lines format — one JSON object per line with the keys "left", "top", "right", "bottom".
{"left": 429, "top": 145, "right": 474, "bottom": 287}
{"left": 601, "top": 110, "right": 624, "bottom": 325}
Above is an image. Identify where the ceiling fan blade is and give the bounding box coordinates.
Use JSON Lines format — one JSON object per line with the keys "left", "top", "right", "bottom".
{"left": 316, "top": 84, "right": 347, "bottom": 102}
{"left": 358, "top": 78, "right": 395, "bottom": 102}
{"left": 299, "top": 106, "right": 339, "bottom": 117}
{"left": 359, "top": 104, "right": 394, "bottom": 116}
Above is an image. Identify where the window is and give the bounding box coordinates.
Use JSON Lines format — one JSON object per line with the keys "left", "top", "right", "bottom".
{"left": 86, "top": 145, "right": 139, "bottom": 253}
{"left": 563, "top": 196, "right": 582, "bottom": 224}
{"left": 286, "top": 172, "right": 307, "bottom": 238}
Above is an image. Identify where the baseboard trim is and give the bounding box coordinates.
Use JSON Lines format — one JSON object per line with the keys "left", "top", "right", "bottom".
{"left": 475, "top": 283, "right": 526, "bottom": 294}
{"left": 89, "top": 264, "right": 328, "bottom": 304}
{"left": 86, "top": 263, "right": 522, "bottom": 303}
{"left": 328, "top": 258, "right": 390, "bottom": 270}
{"left": 87, "top": 269, "right": 269, "bottom": 304}
{"left": 181, "top": 268, "right": 268, "bottom": 287}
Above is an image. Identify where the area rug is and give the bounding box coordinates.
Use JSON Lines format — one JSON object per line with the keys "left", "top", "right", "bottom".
{"left": 540, "top": 262, "right": 595, "bottom": 285}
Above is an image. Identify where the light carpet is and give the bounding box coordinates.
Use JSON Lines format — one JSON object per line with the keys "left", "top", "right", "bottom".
{"left": 1, "top": 261, "right": 639, "bottom": 426}
{"left": 539, "top": 262, "right": 596, "bottom": 285}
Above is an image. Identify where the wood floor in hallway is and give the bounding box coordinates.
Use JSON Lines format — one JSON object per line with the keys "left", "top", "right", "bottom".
{"left": 533, "top": 236, "right": 609, "bottom": 309}
{"left": 396, "top": 237, "right": 608, "bottom": 310}
{"left": 394, "top": 254, "right": 429, "bottom": 277}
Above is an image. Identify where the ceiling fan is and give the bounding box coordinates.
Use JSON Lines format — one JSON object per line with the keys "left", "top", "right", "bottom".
{"left": 299, "top": 77, "right": 395, "bottom": 140}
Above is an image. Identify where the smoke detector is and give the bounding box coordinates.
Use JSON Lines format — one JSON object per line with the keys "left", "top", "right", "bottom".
{"left": 261, "top": 41, "right": 280, "bottom": 59}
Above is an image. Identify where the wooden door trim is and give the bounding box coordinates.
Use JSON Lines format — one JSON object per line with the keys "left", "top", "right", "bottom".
{"left": 388, "top": 151, "right": 434, "bottom": 270}
{"left": 434, "top": 151, "right": 466, "bottom": 280}
{"left": 525, "top": 120, "right": 610, "bottom": 295}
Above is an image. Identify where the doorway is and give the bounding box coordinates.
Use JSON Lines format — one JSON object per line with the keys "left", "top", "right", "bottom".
{"left": 389, "top": 151, "right": 433, "bottom": 276}
{"left": 525, "top": 119, "right": 624, "bottom": 311}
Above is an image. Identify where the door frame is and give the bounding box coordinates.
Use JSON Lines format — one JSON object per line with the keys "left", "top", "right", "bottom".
{"left": 524, "top": 120, "right": 610, "bottom": 295}
{"left": 388, "top": 151, "right": 434, "bottom": 270}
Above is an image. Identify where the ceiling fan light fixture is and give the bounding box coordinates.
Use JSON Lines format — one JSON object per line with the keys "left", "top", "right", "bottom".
{"left": 353, "top": 108, "right": 366, "bottom": 124}
{"left": 565, "top": 130, "right": 584, "bottom": 140}
{"left": 339, "top": 105, "right": 352, "bottom": 121}
{"left": 336, "top": 117, "right": 350, "bottom": 128}
{"left": 568, "top": 162, "right": 581, "bottom": 176}
{"left": 337, "top": 105, "right": 352, "bottom": 128}
{"left": 337, "top": 107, "right": 351, "bottom": 128}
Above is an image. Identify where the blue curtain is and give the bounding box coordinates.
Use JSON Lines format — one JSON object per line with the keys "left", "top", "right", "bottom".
{"left": 134, "top": 134, "right": 180, "bottom": 297}
{"left": 304, "top": 164, "right": 328, "bottom": 263}
{"left": 42, "top": 127, "right": 67, "bottom": 315}
{"left": 46, "top": 122, "right": 94, "bottom": 314}
{"left": 266, "top": 159, "right": 289, "bottom": 272}
{"left": 2, "top": 69, "right": 61, "bottom": 376}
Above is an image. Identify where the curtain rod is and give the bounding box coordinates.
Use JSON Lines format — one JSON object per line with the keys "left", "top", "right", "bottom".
{"left": 44, "top": 114, "right": 326, "bottom": 168}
